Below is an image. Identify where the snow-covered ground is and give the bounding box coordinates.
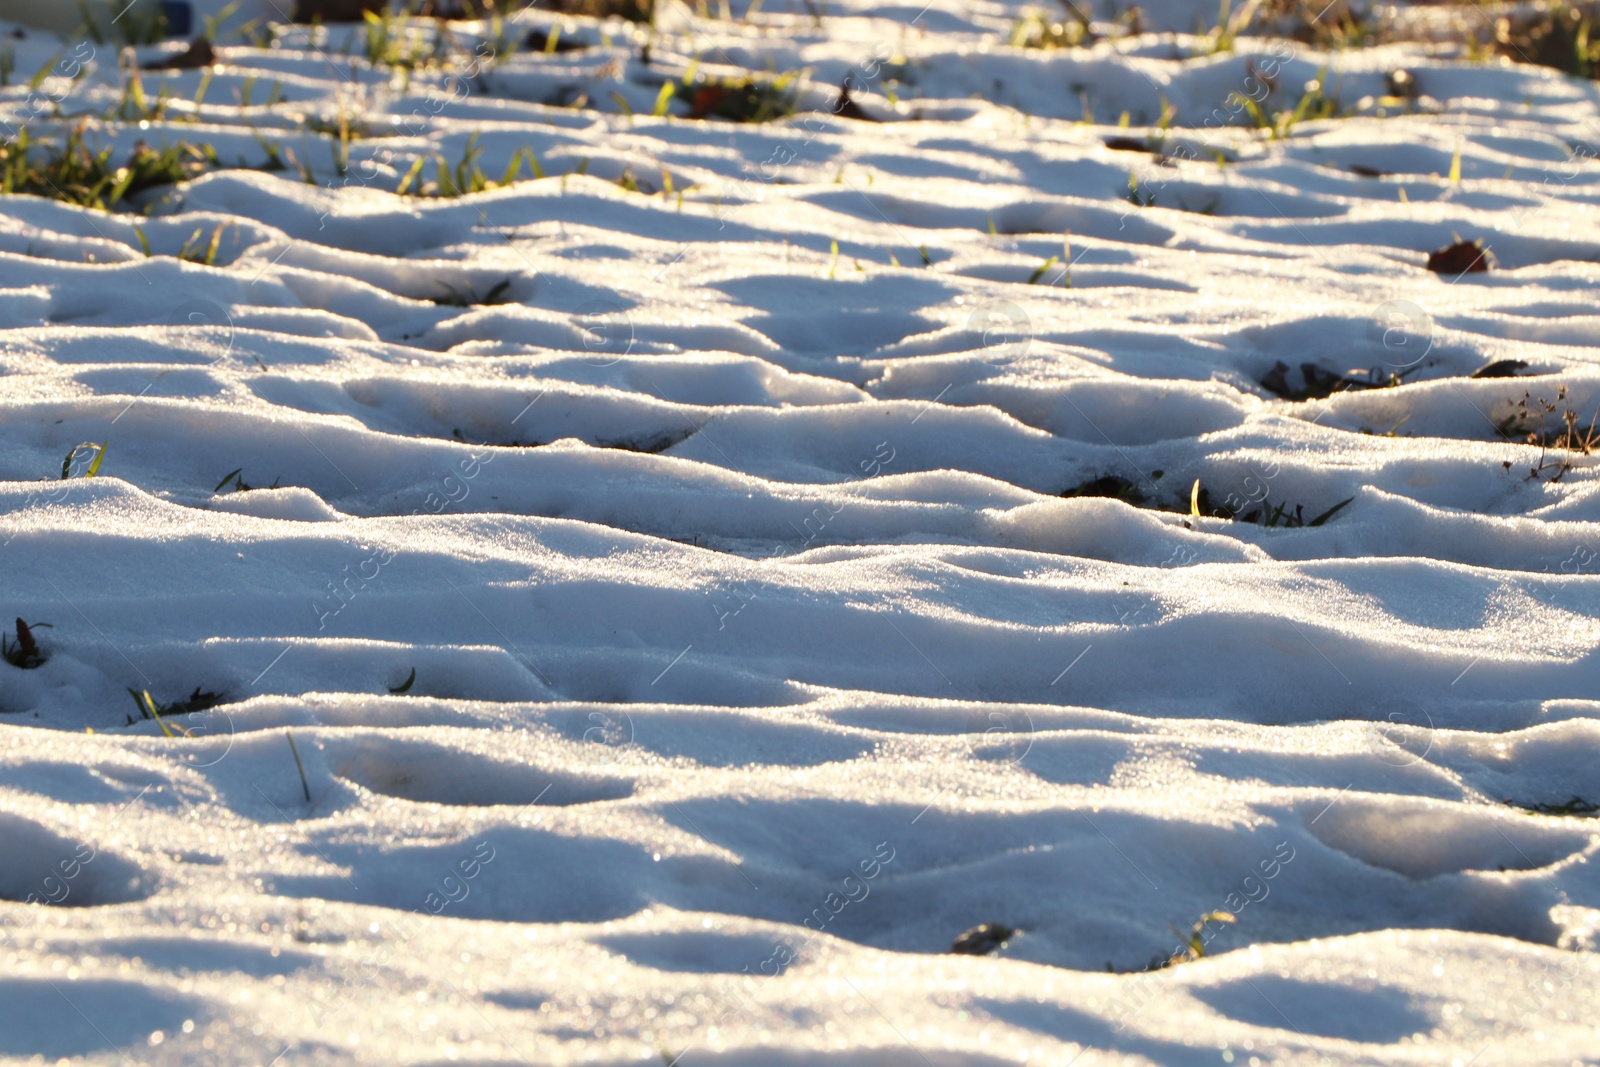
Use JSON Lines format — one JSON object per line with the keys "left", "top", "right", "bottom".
{"left": 2, "top": 0, "right": 1599, "bottom": 1063}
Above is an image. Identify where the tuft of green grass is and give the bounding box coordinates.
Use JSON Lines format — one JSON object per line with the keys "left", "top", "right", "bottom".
{"left": 1165, "top": 910, "right": 1235, "bottom": 965}
{"left": 214, "top": 468, "right": 280, "bottom": 493}
{"left": 1196, "top": 0, "right": 1250, "bottom": 55}
{"left": 77, "top": 0, "right": 168, "bottom": 45}
{"left": 1510, "top": 794, "right": 1599, "bottom": 817}
{"left": 0, "top": 123, "right": 214, "bottom": 211}
{"left": 1282, "top": 0, "right": 1381, "bottom": 49}
{"left": 1110, "top": 472, "right": 1359, "bottom": 528}
{"left": 1027, "top": 254, "right": 1059, "bottom": 285}
{"left": 129, "top": 689, "right": 179, "bottom": 736}
{"left": 1010, "top": 5, "right": 1092, "bottom": 49}
{"left": 1259, "top": 359, "right": 1418, "bottom": 402}
{"left": 237, "top": 76, "right": 286, "bottom": 111}
{"left": 362, "top": 6, "right": 452, "bottom": 79}
{"left": 1235, "top": 73, "right": 1340, "bottom": 140}
{"left": 678, "top": 72, "right": 800, "bottom": 123}
{"left": 61, "top": 442, "right": 107, "bottom": 479}
{"left": 1223, "top": 492, "right": 1352, "bottom": 527}
{"left": 396, "top": 135, "right": 542, "bottom": 198}
{"left": 112, "top": 68, "right": 179, "bottom": 124}
{"left": 1125, "top": 171, "right": 1155, "bottom": 207}
{"left": 1061, "top": 474, "right": 1146, "bottom": 505}
{"left": 1108, "top": 910, "right": 1238, "bottom": 973}
{"left": 178, "top": 223, "right": 230, "bottom": 266}
{"left": 249, "top": 128, "right": 288, "bottom": 173}
{"left": 1190, "top": 476, "right": 1353, "bottom": 526}
{"left": 432, "top": 277, "right": 513, "bottom": 306}
{"left": 1255, "top": 495, "right": 1353, "bottom": 528}
{"left": 2, "top": 618, "right": 49, "bottom": 669}
{"left": 1478, "top": 1, "right": 1600, "bottom": 79}
{"left": 130, "top": 686, "right": 225, "bottom": 719}
{"left": 127, "top": 686, "right": 226, "bottom": 735}
{"left": 1010, "top": 1, "right": 1143, "bottom": 48}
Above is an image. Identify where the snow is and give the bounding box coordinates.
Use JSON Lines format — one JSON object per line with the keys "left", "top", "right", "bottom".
{"left": 2, "top": 0, "right": 1600, "bottom": 1063}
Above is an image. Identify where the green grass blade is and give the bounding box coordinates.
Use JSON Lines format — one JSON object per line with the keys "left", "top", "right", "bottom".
{"left": 285, "top": 729, "right": 312, "bottom": 800}
{"left": 1307, "top": 496, "right": 1355, "bottom": 527}
{"left": 653, "top": 82, "right": 675, "bottom": 117}
{"left": 395, "top": 155, "right": 426, "bottom": 195}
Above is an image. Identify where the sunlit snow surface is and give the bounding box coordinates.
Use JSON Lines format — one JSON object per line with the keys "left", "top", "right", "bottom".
{"left": 2, "top": 1, "right": 1600, "bottom": 1063}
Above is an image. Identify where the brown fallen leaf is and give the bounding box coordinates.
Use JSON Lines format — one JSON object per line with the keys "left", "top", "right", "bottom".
{"left": 142, "top": 36, "right": 215, "bottom": 71}
{"left": 1470, "top": 359, "right": 1529, "bottom": 379}
{"left": 15, "top": 618, "right": 37, "bottom": 660}
{"left": 1105, "top": 136, "right": 1157, "bottom": 153}
{"left": 525, "top": 28, "right": 590, "bottom": 53}
{"left": 292, "top": 0, "right": 384, "bottom": 20}
{"left": 688, "top": 85, "right": 727, "bottom": 120}
{"left": 950, "top": 923, "right": 1015, "bottom": 956}
{"left": 415, "top": 0, "right": 498, "bottom": 14}
{"left": 831, "top": 78, "right": 877, "bottom": 122}
{"left": 1260, "top": 360, "right": 1380, "bottom": 401}
{"left": 5, "top": 617, "right": 46, "bottom": 669}
{"left": 1427, "top": 240, "right": 1491, "bottom": 275}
